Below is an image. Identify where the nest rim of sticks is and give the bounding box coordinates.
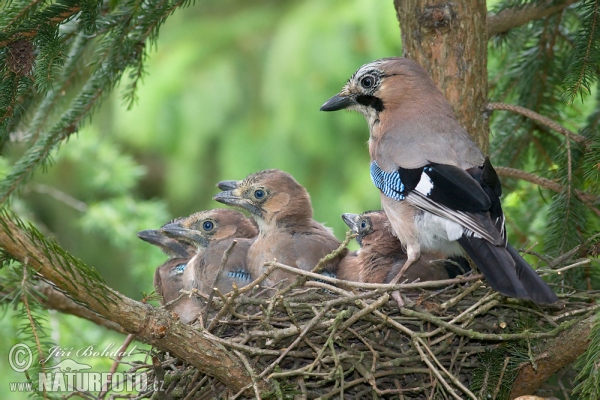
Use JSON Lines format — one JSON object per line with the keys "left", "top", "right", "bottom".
{"left": 137, "top": 236, "right": 600, "bottom": 400}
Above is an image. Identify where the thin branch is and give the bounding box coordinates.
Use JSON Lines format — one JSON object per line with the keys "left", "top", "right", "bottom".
{"left": 486, "top": 102, "right": 588, "bottom": 146}
{"left": 267, "top": 260, "right": 484, "bottom": 291}
{"left": 495, "top": 166, "right": 600, "bottom": 217}
{"left": 487, "top": 0, "right": 579, "bottom": 38}
{"left": 313, "top": 231, "right": 356, "bottom": 273}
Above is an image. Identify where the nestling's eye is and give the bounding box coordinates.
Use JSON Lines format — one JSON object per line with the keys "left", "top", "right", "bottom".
{"left": 254, "top": 189, "right": 265, "bottom": 199}
{"left": 202, "top": 221, "right": 214, "bottom": 231}
{"left": 360, "top": 75, "right": 376, "bottom": 89}
{"left": 360, "top": 220, "right": 367, "bottom": 230}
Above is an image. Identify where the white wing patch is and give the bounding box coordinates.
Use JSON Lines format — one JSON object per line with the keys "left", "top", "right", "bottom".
{"left": 415, "top": 171, "right": 434, "bottom": 196}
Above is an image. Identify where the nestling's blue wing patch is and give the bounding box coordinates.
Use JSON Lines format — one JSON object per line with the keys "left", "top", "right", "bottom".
{"left": 227, "top": 270, "right": 252, "bottom": 281}
{"left": 174, "top": 263, "right": 186, "bottom": 274}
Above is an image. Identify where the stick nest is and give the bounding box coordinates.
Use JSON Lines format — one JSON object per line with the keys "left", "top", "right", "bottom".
{"left": 135, "top": 254, "right": 599, "bottom": 400}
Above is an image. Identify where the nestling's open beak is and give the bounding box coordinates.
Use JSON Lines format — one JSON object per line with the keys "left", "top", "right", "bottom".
{"left": 320, "top": 94, "right": 354, "bottom": 111}
{"left": 341, "top": 213, "right": 360, "bottom": 233}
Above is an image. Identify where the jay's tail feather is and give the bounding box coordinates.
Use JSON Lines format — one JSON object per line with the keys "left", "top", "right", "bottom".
{"left": 457, "top": 237, "right": 557, "bottom": 304}
{"left": 457, "top": 236, "right": 529, "bottom": 300}
{"left": 506, "top": 244, "right": 558, "bottom": 304}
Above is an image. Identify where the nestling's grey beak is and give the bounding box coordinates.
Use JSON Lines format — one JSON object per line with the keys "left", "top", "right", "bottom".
{"left": 161, "top": 227, "right": 210, "bottom": 249}
{"left": 341, "top": 213, "right": 360, "bottom": 233}
{"left": 214, "top": 190, "right": 262, "bottom": 217}
{"left": 216, "top": 180, "right": 239, "bottom": 191}
{"left": 137, "top": 230, "right": 164, "bottom": 245}
{"left": 213, "top": 190, "right": 241, "bottom": 206}
{"left": 320, "top": 94, "right": 354, "bottom": 111}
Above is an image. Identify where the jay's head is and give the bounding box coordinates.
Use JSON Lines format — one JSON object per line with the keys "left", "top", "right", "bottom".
{"left": 137, "top": 217, "right": 195, "bottom": 258}
{"left": 342, "top": 210, "right": 401, "bottom": 252}
{"left": 160, "top": 209, "right": 258, "bottom": 251}
{"left": 320, "top": 57, "right": 447, "bottom": 125}
{"left": 214, "top": 169, "right": 313, "bottom": 228}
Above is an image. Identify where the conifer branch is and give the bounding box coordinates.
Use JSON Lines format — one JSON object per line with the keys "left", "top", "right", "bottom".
{"left": 563, "top": 0, "right": 600, "bottom": 102}
{"left": 487, "top": 0, "right": 578, "bottom": 38}
{"left": 0, "top": 208, "right": 266, "bottom": 394}
{"left": 0, "top": 280, "right": 124, "bottom": 333}
{"left": 0, "top": 0, "right": 193, "bottom": 202}
{"left": 0, "top": 5, "right": 81, "bottom": 47}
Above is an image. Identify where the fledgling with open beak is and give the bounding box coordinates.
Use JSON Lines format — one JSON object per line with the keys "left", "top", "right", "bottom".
{"left": 321, "top": 57, "right": 556, "bottom": 304}
{"left": 337, "top": 211, "right": 470, "bottom": 284}
{"left": 161, "top": 208, "right": 258, "bottom": 295}
{"left": 137, "top": 217, "right": 200, "bottom": 323}
{"left": 214, "top": 169, "right": 346, "bottom": 287}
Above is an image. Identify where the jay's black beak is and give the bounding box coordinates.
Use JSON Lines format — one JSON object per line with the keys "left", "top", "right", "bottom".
{"left": 341, "top": 213, "right": 360, "bottom": 233}
{"left": 216, "top": 180, "right": 239, "bottom": 191}
{"left": 320, "top": 94, "right": 354, "bottom": 111}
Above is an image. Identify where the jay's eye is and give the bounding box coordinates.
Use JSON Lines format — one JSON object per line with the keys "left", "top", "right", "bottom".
{"left": 360, "top": 75, "right": 375, "bottom": 88}
{"left": 202, "top": 221, "right": 214, "bottom": 231}
{"left": 360, "top": 220, "right": 367, "bottom": 229}
{"left": 254, "top": 189, "right": 265, "bottom": 199}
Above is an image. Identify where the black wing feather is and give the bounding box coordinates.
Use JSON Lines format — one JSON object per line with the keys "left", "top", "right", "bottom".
{"left": 419, "top": 164, "right": 491, "bottom": 212}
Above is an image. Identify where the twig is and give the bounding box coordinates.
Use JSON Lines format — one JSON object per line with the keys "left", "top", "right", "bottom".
{"left": 492, "top": 357, "right": 510, "bottom": 400}
{"left": 261, "top": 303, "right": 334, "bottom": 379}
{"left": 555, "top": 259, "right": 591, "bottom": 274}
{"left": 233, "top": 350, "right": 262, "bottom": 400}
{"left": 269, "top": 260, "right": 484, "bottom": 290}
{"left": 337, "top": 293, "right": 389, "bottom": 333}
{"left": 413, "top": 339, "right": 463, "bottom": 400}
{"left": 98, "top": 333, "right": 136, "bottom": 398}
{"left": 183, "top": 376, "right": 207, "bottom": 400}
{"left": 403, "top": 307, "right": 577, "bottom": 341}
{"left": 440, "top": 281, "right": 483, "bottom": 310}
{"left": 312, "top": 230, "right": 356, "bottom": 273}
{"left": 415, "top": 337, "right": 478, "bottom": 399}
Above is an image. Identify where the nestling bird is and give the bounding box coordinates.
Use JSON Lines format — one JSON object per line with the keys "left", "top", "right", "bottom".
{"left": 137, "top": 219, "right": 200, "bottom": 323}
{"left": 337, "top": 211, "right": 470, "bottom": 284}
{"left": 214, "top": 169, "right": 346, "bottom": 286}
{"left": 321, "top": 57, "right": 557, "bottom": 304}
{"left": 161, "top": 208, "right": 258, "bottom": 295}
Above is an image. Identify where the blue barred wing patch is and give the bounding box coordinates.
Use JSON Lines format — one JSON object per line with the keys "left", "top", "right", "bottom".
{"left": 174, "top": 263, "right": 186, "bottom": 274}
{"left": 370, "top": 161, "right": 406, "bottom": 201}
{"left": 228, "top": 270, "right": 252, "bottom": 281}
